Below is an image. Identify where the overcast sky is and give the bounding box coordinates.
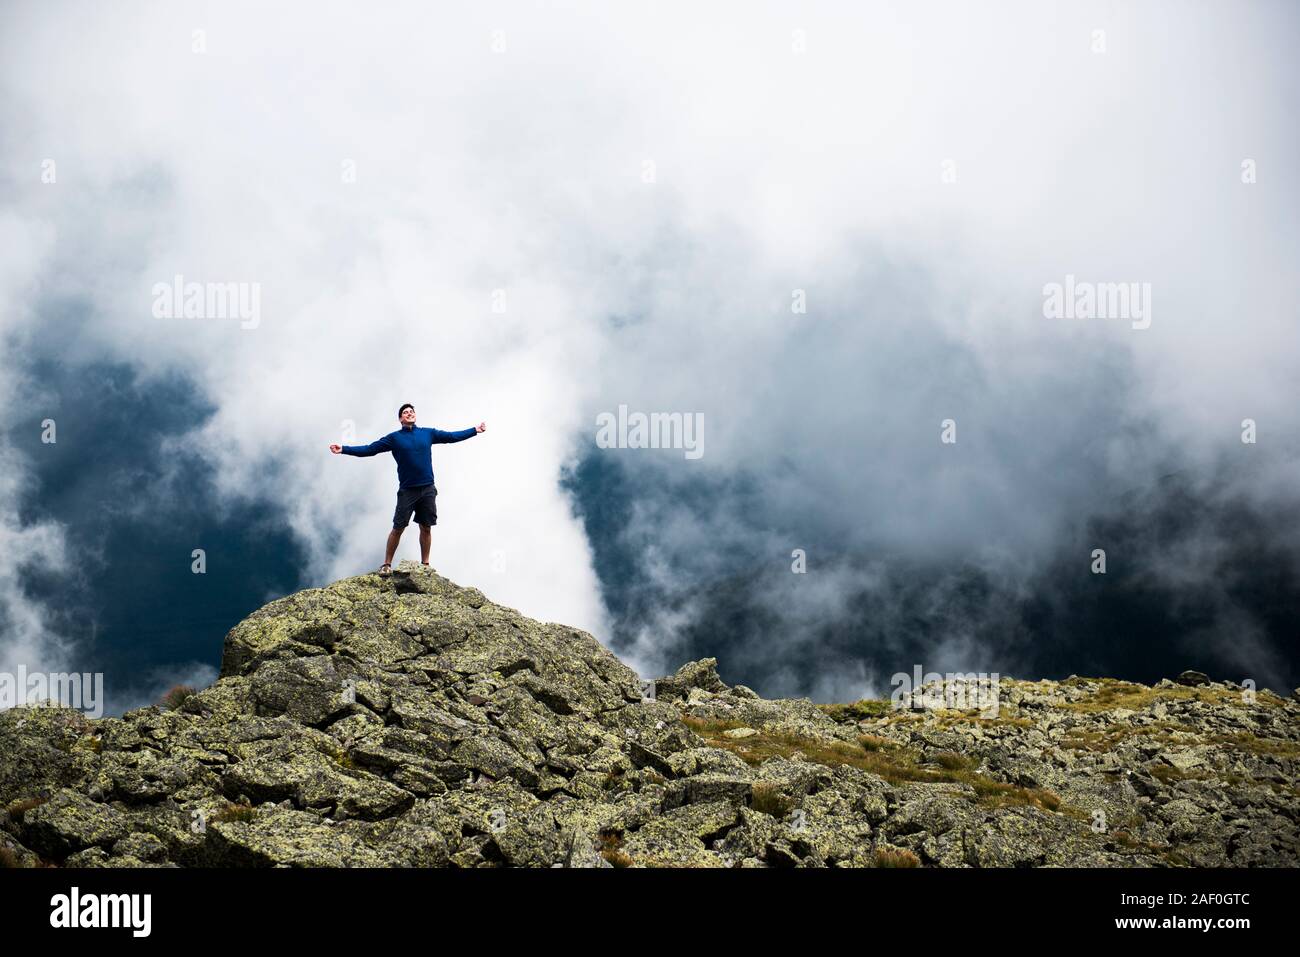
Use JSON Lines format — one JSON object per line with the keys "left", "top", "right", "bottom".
{"left": 2, "top": 0, "right": 1297, "bottom": 714}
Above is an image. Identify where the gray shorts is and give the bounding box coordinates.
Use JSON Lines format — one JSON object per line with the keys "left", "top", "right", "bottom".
{"left": 394, "top": 483, "right": 437, "bottom": 528}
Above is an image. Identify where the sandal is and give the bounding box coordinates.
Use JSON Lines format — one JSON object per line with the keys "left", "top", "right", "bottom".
{"left": 378, "top": 563, "right": 392, "bottom": 577}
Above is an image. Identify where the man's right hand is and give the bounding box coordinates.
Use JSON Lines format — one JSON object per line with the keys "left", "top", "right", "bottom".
{"left": 329, "top": 444, "right": 342, "bottom": 454}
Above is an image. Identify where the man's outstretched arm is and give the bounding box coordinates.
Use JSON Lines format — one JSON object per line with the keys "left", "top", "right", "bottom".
{"left": 329, "top": 434, "right": 394, "bottom": 456}
{"left": 429, "top": 422, "right": 486, "bottom": 444}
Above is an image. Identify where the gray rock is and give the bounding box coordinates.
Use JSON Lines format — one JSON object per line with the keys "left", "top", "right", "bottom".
{"left": 1, "top": 566, "right": 1295, "bottom": 869}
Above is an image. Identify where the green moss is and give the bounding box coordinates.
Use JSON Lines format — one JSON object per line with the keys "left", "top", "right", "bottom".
{"left": 1058, "top": 678, "right": 1253, "bottom": 715}
{"left": 1203, "top": 733, "right": 1300, "bottom": 758}
{"left": 682, "top": 716, "right": 1072, "bottom": 816}
{"left": 817, "top": 699, "right": 891, "bottom": 722}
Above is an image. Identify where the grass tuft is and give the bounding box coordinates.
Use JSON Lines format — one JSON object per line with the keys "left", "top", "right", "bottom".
{"left": 750, "top": 780, "right": 796, "bottom": 818}
{"left": 4, "top": 796, "right": 49, "bottom": 819}
{"left": 160, "top": 685, "right": 197, "bottom": 711}
{"left": 212, "top": 801, "right": 257, "bottom": 824}
{"left": 597, "top": 831, "right": 633, "bottom": 868}
{"left": 875, "top": 847, "right": 921, "bottom": 868}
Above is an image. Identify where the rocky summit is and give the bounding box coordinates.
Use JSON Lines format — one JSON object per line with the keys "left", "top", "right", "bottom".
{"left": 2, "top": 561, "right": 1298, "bottom": 868}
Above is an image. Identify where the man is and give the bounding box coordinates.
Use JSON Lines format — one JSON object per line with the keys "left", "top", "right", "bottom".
{"left": 330, "top": 403, "right": 486, "bottom": 575}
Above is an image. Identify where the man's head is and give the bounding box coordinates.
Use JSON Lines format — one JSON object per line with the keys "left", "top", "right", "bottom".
{"left": 398, "top": 403, "right": 416, "bottom": 427}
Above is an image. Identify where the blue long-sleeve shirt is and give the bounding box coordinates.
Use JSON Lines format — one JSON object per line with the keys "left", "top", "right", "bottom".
{"left": 342, "top": 424, "right": 477, "bottom": 488}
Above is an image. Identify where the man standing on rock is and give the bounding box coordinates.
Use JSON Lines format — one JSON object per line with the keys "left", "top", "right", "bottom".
{"left": 330, "top": 403, "right": 486, "bottom": 575}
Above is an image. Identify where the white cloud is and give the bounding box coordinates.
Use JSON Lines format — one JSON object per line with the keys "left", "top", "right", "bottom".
{"left": 0, "top": 0, "right": 1295, "bottom": 695}
{"left": 0, "top": 211, "right": 73, "bottom": 678}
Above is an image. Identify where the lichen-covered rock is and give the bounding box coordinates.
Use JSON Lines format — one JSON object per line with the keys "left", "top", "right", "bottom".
{"left": 19, "top": 789, "right": 131, "bottom": 857}
{"left": 1, "top": 560, "right": 1296, "bottom": 868}
{"left": 0, "top": 707, "right": 97, "bottom": 806}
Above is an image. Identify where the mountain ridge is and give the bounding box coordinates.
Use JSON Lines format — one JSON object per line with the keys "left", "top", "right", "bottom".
{"left": 2, "top": 560, "right": 1297, "bottom": 868}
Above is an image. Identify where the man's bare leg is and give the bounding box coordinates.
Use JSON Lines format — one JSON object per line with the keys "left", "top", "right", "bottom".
{"left": 418, "top": 523, "right": 431, "bottom": 565}
{"left": 385, "top": 527, "right": 404, "bottom": 566}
